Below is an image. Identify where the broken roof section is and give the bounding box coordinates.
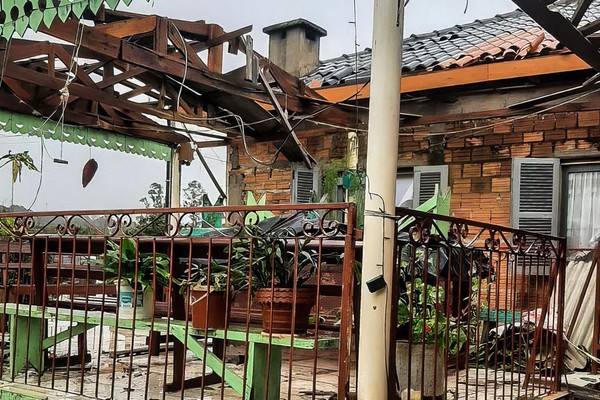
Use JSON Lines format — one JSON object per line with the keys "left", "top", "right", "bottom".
{"left": 0, "top": 8, "right": 356, "bottom": 166}
{"left": 305, "top": 1, "right": 600, "bottom": 88}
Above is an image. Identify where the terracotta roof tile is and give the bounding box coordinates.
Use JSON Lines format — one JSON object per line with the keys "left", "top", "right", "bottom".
{"left": 304, "top": 0, "right": 600, "bottom": 87}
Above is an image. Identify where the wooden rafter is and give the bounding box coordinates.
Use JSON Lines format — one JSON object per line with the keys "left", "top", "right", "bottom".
{"left": 0, "top": 11, "right": 357, "bottom": 163}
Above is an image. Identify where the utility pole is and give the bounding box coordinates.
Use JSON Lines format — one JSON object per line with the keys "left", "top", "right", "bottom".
{"left": 357, "top": 0, "right": 404, "bottom": 398}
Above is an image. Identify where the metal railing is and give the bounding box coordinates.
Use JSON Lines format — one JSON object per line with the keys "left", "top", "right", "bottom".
{"left": 0, "top": 203, "right": 358, "bottom": 400}
{"left": 392, "top": 207, "right": 566, "bottom": 400}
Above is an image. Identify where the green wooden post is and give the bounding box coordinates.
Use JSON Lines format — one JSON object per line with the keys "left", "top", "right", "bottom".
{"left": 244, "top": 343, "right": 255, "bottom": 400}
{"left": 251, "top": 343, "right": 282, "bottom": 400}
{"left": 169, "top": 325, "right": 246, "bottom": 394}
{"left": 9, "top": 315, "right": 43, "bottom": 378}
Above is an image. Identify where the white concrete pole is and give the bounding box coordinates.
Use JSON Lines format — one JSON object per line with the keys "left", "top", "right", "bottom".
{"left": 357, "top": 0, "right": 404, "bottom": 398}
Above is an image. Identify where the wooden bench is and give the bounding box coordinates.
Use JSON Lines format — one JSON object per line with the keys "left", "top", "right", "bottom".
{"left": 0, "top": 381, "right": 91, "bottom": 400}
{"left": 0, "top": 303, "right": 339, "bottom": 400}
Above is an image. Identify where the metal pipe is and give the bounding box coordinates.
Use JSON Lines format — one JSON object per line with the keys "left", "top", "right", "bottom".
{"left": 357, "top": 0, "right": 404, "bottom": 397}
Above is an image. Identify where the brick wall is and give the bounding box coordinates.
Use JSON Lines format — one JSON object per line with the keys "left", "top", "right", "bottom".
{"left": 396, "top": 110, "right": 600, "bottom": 225}
{"left": 229, "top": 129, "right": 364, "bottom": 205}
{"left": 229, "top": 108, "right": 599, "bottom": 315}
{"left": 231, "top": 110, "right": 600, "bottom": 225}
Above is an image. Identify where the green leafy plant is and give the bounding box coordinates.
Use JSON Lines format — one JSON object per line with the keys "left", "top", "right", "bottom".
{"left": 179, "top": 260, "right": 248, "bottom": 294}
{"left": 397, "top": 245, "right": 483, "bottom": 357}
{"left": 94, "top": 238, "right": 173, "bottom": 291}
{"left": 0, "top": 218, "right": 15, "bottom": 238}
{"left": 0, "top": 151, "right": 38, "bottom": 183}
{"left": 227, "top": 234, "right": 319, "bottom": 291}
{"left": 398, "top": 278, "right": 447, "bottom": 347}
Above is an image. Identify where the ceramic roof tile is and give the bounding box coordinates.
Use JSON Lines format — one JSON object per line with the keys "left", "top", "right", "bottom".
{"left": 304, "top": 1, "right": 600, "bottom": 87}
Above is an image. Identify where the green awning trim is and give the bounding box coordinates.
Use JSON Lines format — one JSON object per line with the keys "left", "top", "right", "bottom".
{"left": 0, "top": 0, "right": 149, "bottom": 39}
{"left": 0, "top": 110, "right": 172, "bottom": 161}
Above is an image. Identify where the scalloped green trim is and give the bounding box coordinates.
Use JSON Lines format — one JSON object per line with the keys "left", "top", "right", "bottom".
{"left": 0, "top": 0, "right": 149, "bottom": 39}
{"left": 0, "top": 110, "right": 172, "bottom": 161}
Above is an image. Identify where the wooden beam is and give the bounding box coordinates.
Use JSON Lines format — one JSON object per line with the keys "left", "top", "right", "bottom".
{"left": 314, "top": 53, "right": 592, "bottom": 102}
{"left": 2, "top": 77, "right": 35, "bottom": 102}
{"left": 94, "top": 15, "right": 157, "bottom": 38}
{"left": 119, "top": 84, "right": 153, "bottom": 100}
{"left": 169, "top": 20, "right": 211, "bottom": 40}
{"left": 96, "top": 66, "right": 146, "bottom": 89}
{"left": 39, "top": 20, "right": 120, "bottom": 59}
{"left": 580, "top": 18, "right": 600, "bottom": 36}
{"left": 35, "top": 18, "right": 354, "bottom": 126}
{"left": 167, "top": 22, "right": 207, "bottom": 69}
{"left": 154, "top": 17, "right": 168, "bottom": 53}
{"left": 2, "top": 63, "right": 179, "bottom": 123}
{"left": 207, "top": 25, "right": 224, "bottom": 74}
{"left": 258, "top": 68, "right": 315, "bottom": 166}
{"left": 190, "top": 25, "right": 252, "bottom": 52}
{"left": 5, "top": 40, "right": 51, "bottom": 61}
{"left": 194, "top": 140, "right": 229, "bottom": 148}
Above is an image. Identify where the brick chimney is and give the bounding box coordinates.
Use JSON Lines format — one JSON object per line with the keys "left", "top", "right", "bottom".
{"left": 263, "top": 19, "right": 327, "bottom": 78}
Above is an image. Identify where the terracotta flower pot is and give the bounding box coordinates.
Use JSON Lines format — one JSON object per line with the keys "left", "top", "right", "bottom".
{"left": 254, "top": 287, "right": 316, "bottom": 334}
{"left": 190, "top": 286, "right": 229, "bottom": 330}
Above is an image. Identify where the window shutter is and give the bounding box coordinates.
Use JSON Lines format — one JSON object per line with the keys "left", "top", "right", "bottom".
{"left": 413, "top": 165, "right": 448, "bottom": 208}
{"left": 292, "top": 166, "right": 319, "bottom": 204}
{"left": 511, "top": 158, "right": 560, "bottom": 236}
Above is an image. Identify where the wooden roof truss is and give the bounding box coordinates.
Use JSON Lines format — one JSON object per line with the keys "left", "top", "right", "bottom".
{"left": 0, "top": 9, "right": 356, "bottom": 166}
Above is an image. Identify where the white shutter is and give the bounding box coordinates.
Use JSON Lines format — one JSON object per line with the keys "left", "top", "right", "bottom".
{"left": 413, "top": 165, "right": 448, "bottom": 208}
{"left": 511, "top": 158, "right": 560, "bottom": 236}
{"left": 292, "top": 166, "right": 319, "bottom": 204}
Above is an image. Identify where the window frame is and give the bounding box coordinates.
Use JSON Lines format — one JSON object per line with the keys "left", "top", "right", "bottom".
{"left": 560, "top": 162, "right": 600, "bottom": 248}
{"left": 291, "top": 164, "right": 320, "bottom": 204}
{"left": 510, "top": 157, "right": 561, "bottom": 236}
{"left": 413, "top": 165, "right": 448, "bottom": 208}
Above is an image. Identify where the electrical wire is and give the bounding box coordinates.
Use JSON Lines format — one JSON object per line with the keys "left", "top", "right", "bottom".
{"left": 169, "top": 20, "right": 188, "bottom": 114}
{"left": 14, "top": 22, "right": 85, "bottom": 209}
{"left": 27, "top": 135, "right": 44, "bottom": 210}
{"left": 307, "top": 84, "right": 600, "bottom": 157}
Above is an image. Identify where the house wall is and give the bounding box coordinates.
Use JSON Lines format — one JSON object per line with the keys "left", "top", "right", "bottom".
{"left": 230, "top": 108, "right": 600, "bottom": 215}
{"left": 229, "top": 98, "right": 600, "bottom": 310}
{"left": 228, "top": 128, "right": 366, "bottom": 205}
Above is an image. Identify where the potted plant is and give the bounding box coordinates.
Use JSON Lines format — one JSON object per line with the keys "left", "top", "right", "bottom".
{"left": 100, "top": 239, "right": 171, "bottom": 320}
{"left": 396, "top": 241, "right": 486, "bottom": 399}
{"left": 228, "top": 235, "right": 320, "bottom": 334}
{"left": 396, "top": 277, "right": 448, "bottom": 399}
{"left": 179, "top": 260, "right": 248, "bottom": 330}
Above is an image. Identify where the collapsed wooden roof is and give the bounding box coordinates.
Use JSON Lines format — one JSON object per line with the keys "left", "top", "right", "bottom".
{"left": 0, "top": 9, "right": 357, "bottom": 166}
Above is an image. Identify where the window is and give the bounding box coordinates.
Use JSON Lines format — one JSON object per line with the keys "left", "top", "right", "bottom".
{"left": 291, "top": 165, "right": 319, "bottom": 204}
{"left": 511, "top": 158, "right": 560, "bottom": 275}
{"left": 413, "top": 165, "right": 448, "bottom": 208}
{"left": 511, "top": 158, "right": 560, "bottom": 236}
{"left": 563, "top": 164, "right": 600, "bottom": 249}
{"left": 395, "top": 165, "right": 448, "bottom": 208}
{"left": 396, "top": 172, "right": 413, "bottom": 208}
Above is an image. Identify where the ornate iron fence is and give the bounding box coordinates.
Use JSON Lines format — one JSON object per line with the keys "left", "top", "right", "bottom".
{"left": 392, "top": 207, "right": 566, "bottom": 400}
{"left": 0, "top": 203, "right": 358, "bottom": 400}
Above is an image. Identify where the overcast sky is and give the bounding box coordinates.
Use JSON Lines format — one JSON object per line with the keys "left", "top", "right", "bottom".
{"left": 0, "top": 0, "right": 517, "bottom": 212}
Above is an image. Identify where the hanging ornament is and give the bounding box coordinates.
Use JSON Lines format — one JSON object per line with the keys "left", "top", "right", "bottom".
{"left": 82, "top": 158, "right": 98, "bottom": 188}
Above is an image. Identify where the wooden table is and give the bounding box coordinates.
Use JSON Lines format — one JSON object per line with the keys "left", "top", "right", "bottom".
{"left": 1, "top": 304, "right": 339, "bottom": 400}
